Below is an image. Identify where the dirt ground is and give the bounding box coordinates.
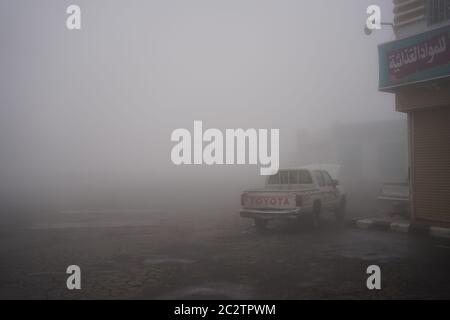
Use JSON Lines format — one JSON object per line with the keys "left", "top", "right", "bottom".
{"left": 1, "top": 210, "right": 450, "bottom": 300}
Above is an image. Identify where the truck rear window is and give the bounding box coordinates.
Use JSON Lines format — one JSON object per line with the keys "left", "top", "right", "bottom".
{"left": 299, "top": 170, "right": 313, "bottom": 184}
{"left": 267, "top": 170, "right": 313, "bottom": 185}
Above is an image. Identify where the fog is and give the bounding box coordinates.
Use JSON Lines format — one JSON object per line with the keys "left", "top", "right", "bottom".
{"left": 0, "top": 0, "right": 405, "bottom": 220}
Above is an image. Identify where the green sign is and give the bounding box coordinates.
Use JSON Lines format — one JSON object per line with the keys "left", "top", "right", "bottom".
{"left": 378, "top": 25, "right": 450, "bottom": 91}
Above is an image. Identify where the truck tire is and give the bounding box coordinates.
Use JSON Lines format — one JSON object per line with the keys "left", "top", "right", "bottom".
{"left": 334, "top": 198, "right": 346, "bottom": 223}
{"left": 254, "top": 218, "right": 268, "bottom": 230}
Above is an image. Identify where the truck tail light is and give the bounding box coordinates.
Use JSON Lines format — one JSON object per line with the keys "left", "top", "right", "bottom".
{"left": 295, "top": 194, "right": 303, "bottom": 207}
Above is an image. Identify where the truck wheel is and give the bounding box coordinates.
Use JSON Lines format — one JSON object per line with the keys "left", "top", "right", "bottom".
{"left": 254, "top": 218, "right": 268, "bottom": 230}
{"left": 335, "top": 198, "right": 346, "bottom": 223}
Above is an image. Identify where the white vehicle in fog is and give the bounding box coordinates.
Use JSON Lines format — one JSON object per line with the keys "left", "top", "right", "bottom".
{"left": 240, "top": 167, "right": 346, "bottom": 229}
{"left": 378, "top": 181, "right": 410, "bottom": 218}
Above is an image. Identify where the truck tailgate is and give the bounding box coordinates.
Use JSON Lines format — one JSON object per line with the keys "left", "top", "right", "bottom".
{"left": 241, "top": 192, "right": 296, "bottom": 209}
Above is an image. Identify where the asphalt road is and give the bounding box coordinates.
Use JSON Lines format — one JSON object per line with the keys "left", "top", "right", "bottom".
{"left": 0, "top": 211, "right": 449, "bottom": 299}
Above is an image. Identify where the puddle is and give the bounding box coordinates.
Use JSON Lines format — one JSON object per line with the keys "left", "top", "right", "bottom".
{"left": 27, "top": 272, "right": 65, "bottom": 277}
{"left": 325, "top": 246, "right": 402, "bottom": 263}
{"left": 143, "top": 256, "right": 196, "bottom": 266}
{"left": 157, "top": 282, "right": 254, "bottom": 300}
{"left": 30, "top": 220, "right": 156, "bottom": 230}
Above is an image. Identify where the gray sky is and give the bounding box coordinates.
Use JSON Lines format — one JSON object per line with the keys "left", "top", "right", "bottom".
{"left": 0, "top": 1, "right": 404, "bottom": 209}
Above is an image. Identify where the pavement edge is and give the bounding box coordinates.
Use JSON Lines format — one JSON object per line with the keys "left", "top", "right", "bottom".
{"left": 349, "top": 219, "right": 450, "bottom": 239}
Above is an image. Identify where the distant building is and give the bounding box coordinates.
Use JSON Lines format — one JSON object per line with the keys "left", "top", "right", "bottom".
{"left": 378, "top": 0, "right": 450, "bottom": 225}
{"left": 297, "top": 120, "right": 408, "bottom": 182}
{"left": 296, "top": 119, "right": 408, "bottom": 217}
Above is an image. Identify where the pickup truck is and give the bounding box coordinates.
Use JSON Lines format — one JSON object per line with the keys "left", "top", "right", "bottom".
{"left": 378, "top": 181, "right": 410, "bottom": 218}
{"left": 240, "top": 168, "right": 346, "bottom": 229}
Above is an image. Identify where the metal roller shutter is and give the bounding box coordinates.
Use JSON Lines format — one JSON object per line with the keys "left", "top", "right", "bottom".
{"left": 412, "top": 107, "right": 450, "bottom": 223}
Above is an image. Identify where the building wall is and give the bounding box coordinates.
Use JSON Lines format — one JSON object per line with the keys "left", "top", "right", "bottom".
{"left": 391, "top": 0, "right": 450, "bottom": 225}
{"left": 393, "top": 0, "right": 450, "bottom": 39}
{"left": 396, "top": 79, "right": 450, "bottom": 112}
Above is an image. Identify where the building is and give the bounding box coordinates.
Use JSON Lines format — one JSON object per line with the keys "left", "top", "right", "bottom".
{"left": 378, "top": 0, "right": 450, "bottom": 225}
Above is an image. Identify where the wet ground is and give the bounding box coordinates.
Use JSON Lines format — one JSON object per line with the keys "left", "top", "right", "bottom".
{"left": 0, "top": 211, "right": 450, "bottom": 299}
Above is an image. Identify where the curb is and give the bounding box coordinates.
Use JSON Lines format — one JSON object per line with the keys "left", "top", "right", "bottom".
{"left": 348, "top": 219, "right": 450, "bottom": 240}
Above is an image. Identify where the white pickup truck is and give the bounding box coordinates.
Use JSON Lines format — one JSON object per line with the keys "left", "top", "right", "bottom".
{"left": 240, "top": 168, "right": 346, "bottom": 229}
{"left": 378, "top": 181, "right": 410, "bottom": 218}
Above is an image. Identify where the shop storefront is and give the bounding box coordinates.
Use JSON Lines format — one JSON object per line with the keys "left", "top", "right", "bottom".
{"left": 379, "top": 25, "right": 450, "bottom": 225}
